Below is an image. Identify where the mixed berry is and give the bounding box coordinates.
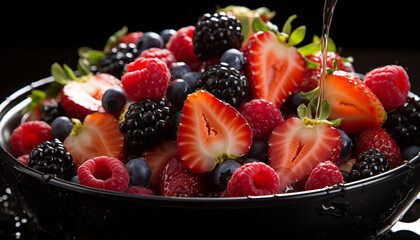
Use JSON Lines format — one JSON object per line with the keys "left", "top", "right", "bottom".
{"left": 9, "top": 5, "right": 418, "bottom": 198}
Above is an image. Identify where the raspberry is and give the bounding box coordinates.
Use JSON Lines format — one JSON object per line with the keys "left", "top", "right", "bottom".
{"left": 304, "top": 161, "right": 343, "bottom": 190}
{"left": 122, "top": 57, "right": 171, "bottom": 102}
{"left": 138, "top": 48, "right": 177, "bottom": 68}
{"left": 78, "top": 156, "right": 130, "bottom": 192}
{"left": 239, "top": 99, "right": 284, "bottom": 139}
{"left": 126, "top": 186, "right": 155, "bottom": 196}
{"left": 11, "top": 121, "right": 52, "bottom": 157}
{"left": 16, "top": 154, "right": 29, "bottom": 166}
{"left": 166, "top": 26, "right": 201, "bottom": 71}
{"left": 364, "top": 65, "right": 410, "bottom": 110}
{"left": 354, "top": 127, "right": 402, "bottom": 168}
{"left": 227, "top": 162, "right": 280, "bottom": 197}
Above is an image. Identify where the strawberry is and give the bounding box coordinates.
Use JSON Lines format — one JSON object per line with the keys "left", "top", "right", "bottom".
{"left": 63, "top": 112, "right": 125, "bottom": 167}
{"left": 322, "top": 71, "right": 387, "bottom": 135}
{"left": 160, "top": 155, "right": 206, "bottom": 197}
{"left": 268, "top": 104, "right": 342, "bottom": 192}
{"left": 177, "top": 90, "right": 253, "bottom": 173}
{"left": 354, "top": 127, "right": 402, "bottom": 168}
{"left": 243, "top": 31, "right": 306, "bottom": 108}
{"left": 60, "top": 73, "right": 121, "bottom": 120}
{"left": 298, "top": 51, "right": 345, "bottom": 92}
{"left": 143, "top": 141, "right": 178, "bottom": 192}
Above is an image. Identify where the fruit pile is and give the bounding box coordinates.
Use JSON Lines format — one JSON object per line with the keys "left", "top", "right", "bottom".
{"left": 9, "top": 5, "right": 418, "bottom": 197}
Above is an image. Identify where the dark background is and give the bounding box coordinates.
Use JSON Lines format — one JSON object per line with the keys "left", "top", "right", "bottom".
{"left": 1, "top": 0, "right": 419, "bottom": 100}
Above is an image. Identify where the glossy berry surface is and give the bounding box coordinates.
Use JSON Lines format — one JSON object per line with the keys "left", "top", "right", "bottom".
{"left": 213, "top": 160, "right": 241, "bottom": 189}
{"left": 220, "top": 48, "right": 246, "bottom": 71}
{"left": 125, "top": 157, "right": 152, "bottom": 187}
{"left": 166, "top": 79, "right": 191, "bottom": 107}
{"left": 347, "top": 149, "right": 390, "bottom": 182}
{"left": 136, "top": 32, "right": 164, "bottom": 54}
{"left": 227, "top": 162, "right": 280, "bottom": 197}
{"left": 101, "top": 88, "right": 127, "bottom": 114}
{"left": 78, "top": 156, "right": 130, "bottom": 192}
{"left": 11, "top": 120, "right": 52, "bottom": 157}
{"left": 304, "top": 161, "right": 343, "bottom": 190}
{"left": 27, "top": 138, "right": 75, "bottom": 180}
{"left": 50, "top": 116, "right": 73, "bottom": 141}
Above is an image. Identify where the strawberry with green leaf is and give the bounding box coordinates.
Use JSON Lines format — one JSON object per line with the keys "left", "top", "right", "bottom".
{"left": 242, "top": 15, "right": 307, "bottom": 108}
{"left": 268, "top": 101, "right": 342, "bottom": 192}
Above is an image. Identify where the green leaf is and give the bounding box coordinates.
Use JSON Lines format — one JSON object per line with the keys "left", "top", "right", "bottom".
{"left": 318, "top": 99, "right": 331, "bottom": 120}
{"left": 288, "top": 25, "right": 306, "bottom": 46}
{"left": 303, "top": 56, "right": 320, "bottom": 69}
{"left": 252, "top": 16, "right": 269, "bottom": 33}
{"left": 298, "top": 42, "right": 321, "bottom": 56}
{"left": 297, "top": 104, "right": 308, "bottom": 119}
{"left": 78, "top": 47, "right": 104, "bottom": 66}
{"left": 63, "top": 64, "right": 78, "bottom": 81}
{"left": 77, "top": 58, "right": 92, "bottom": 76}
{"left": 282, "top": 14, "right": 297, "bottom": 35}
{"left": 23, "top": 89, "right": 46, "bottom": 112}
{"left": 104, "top": 26, "right": 128, "bottom": 53}
{"left": 51, "top": 63, "right": 70, "bottom": 85}
{"left": 327, "top": 37, "right": 337, "bottom": 52}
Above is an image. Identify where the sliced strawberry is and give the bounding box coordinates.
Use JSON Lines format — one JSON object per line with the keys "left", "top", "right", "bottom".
{"left": 243, "top": 31, "right": 306, "bottom": 108}
{"left": 323, "top": 71, "right": 387, "bottom": 135}
{"left": 63, "top": 112, "right": 125, "bottom": 167}
{"left": 177, "top": 90, "right": 253, "bottom": 173}
{"left": 60, "top": 73, "right": 121, "bottom": 120}
{"left": 160, "top": 155, "right": 207, "bottom": 197}
{"left": 268, "top": 117, "right": 342, "bottom": 192}
{"left": 143, "top": 141, "right": 178, "bottom": 192}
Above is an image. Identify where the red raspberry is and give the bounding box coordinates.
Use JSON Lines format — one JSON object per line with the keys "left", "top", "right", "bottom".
{"left": 160, "top": 156, "right": 206, "bottom": 197}
{"left": 119, "top": 31, "right": 143, "bottom": 45}
{"left": 239, "top": 99, "right": 284, "bottom": 140}
{"left": 364, "top": 65, "right": 410, "bottom": 110}
{"left": 11, "top": 121, "right": 52, "bottom": 157}
{"left": 138, "top": 48, "right": 177, "bottom": 68}
{"left": 304, "top": 161, "right": 343, "bottom": 190}
{"left": 122, "top": 57, "right": 171, "bottom": 102}
{"left": 126, "top": 186, "right": 155, "bottom": 196}
{"left": 16, "top": 154, "right": 29, "bottom": 166}
{"left": 166, "top": 26, "right": 201, "bottom": 71}
{"left": 78, "top": 156, "right": 130, "bottom": 192}
{"left": 227, "top": 162, "right": 280, "bottom": 197}
{"left": 299, "top": 51, "right": 344, "bottom": 92}
{"left": 354, "top": 127, "right": 402, "bottom": 168}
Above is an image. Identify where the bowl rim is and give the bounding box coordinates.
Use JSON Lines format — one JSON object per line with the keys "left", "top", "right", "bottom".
{"left": 0, "top": 75, "right": 419, "bottom": 203}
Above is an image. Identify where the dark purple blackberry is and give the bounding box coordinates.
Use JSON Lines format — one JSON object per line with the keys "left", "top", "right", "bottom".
{"left": 383, "top": 96, "right": 420, "bottom": 148}
{"left": 40, "top": 102, "right": 64, "bottom": 124}
{"left": 119, "top": 98, "right": 174, "bottom": 155}
{"left": 193, "top": 12, "right": 243, "bottom": 61}
{"left": 347, "top": 149, "right": 390, "bottom": 182}
{"left": 27, "top": 138, "right": 75, "bottom": 180}
{"left": 195, "top": 63, "right": 248, "bottom": 108}
{"left": 99, "top": 43, "right": 139, "bottom": 79}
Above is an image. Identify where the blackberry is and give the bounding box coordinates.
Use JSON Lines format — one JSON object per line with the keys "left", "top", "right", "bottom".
{"left": 383, "top": 96, "right": 420, "bottom": 148}
{"left": 347, "top": 149, "right": 390, "bottom": 182}
{"left": 119, "top": 98, "right": 174, "bottom": 155}
{"left": 195, "top": 63, "right": 248, "bottom": 108}
{"left": 193, "top": 12, "right": 243, "bottom": 61}
{"left": 27, "top": 138, "right": 75, "bottom": 180}
{"left": 99, "top": 43, "right": 139, "bottom": 79}
{"left": 40, "top": 102, "right": 64, "bottom": 124}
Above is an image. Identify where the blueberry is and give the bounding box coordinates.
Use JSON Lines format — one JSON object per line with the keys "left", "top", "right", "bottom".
{"left": 102, "top": 88, "right": 127, "bottom": 113}
{"left": 402, "top": 145, "right": 420, "bottom": 160}
{"left": 244, "top": 139, "right": 268, "bottom": 162}
{"left": 136, "top": 32, "right": 164, "bottom": 54}
{"left": 171, "top": 62, "right": 191, "bottom": 79}
{"left": 338, "top": 129, "right": 354, "bottom": 161}
{"left": 125, "top": 157, "right": 152, "bottom": 187}
{"left": 166, "top": 79, "right": 191, "bottom": 107}
{"left": 159, "top": 29, "right": 176, "bottom": 45}
{"left": 51, "top": 116, "right": 73, "bottom": 141}
{"left": 220, "top": 48, "right": 246, "bottom": 71}
{"left": 182, "top": 71, "right": 201, "bottom": 90}
{"left": 213, "top": 160, "right": 241, "bottom": 189}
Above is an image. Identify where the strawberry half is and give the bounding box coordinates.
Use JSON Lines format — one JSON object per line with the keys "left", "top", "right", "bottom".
{"left": 60, "top": 73, "right": 121, "bottom": 120}
{"left": 323, "top": 71, "right": 387, "bottom": 135}
{"left": 268, "top": 105, "right": 342, "bottom": 192}
{"left": 63, "top": 112, "right": 125, "bottom": 167}
{"left": 177, "top": 90, "right": 253, "bottom": 173}
{"left": 143, "top": 141, "right": 178, "bottom": 192}
{"left": 243, "top": 31, "right": 306, "bottom": 108}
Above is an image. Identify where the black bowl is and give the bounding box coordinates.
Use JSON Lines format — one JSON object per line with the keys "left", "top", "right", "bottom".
{"left": 0, "top": 76, "right": 419, "bottom": 239}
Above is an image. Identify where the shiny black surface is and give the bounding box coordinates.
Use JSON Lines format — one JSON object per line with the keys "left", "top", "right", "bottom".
{"left": 0, "top": 77, "right": 419, "bottom": 239}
